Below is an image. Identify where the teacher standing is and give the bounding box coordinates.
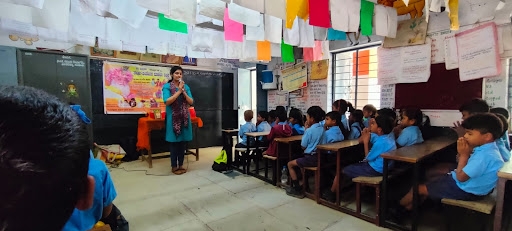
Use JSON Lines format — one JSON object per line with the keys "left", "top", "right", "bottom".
{"left": 163, "top": 66, "right": 194, "bottom": 175}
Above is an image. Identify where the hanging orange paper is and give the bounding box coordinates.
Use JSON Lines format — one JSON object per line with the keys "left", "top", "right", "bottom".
{"left": 297, "top": 0, "right": 309, "bottom": 20}
{"left": 286, "top": 0, "right": 309, "bottom": 28}
{"left": 257, "top": 41, "right": 271, "bottom": 61}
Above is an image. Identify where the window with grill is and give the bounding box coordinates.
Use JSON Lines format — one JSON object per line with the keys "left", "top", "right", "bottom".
{"left": 331, "top": 45, "right": 382, "bottom": 110}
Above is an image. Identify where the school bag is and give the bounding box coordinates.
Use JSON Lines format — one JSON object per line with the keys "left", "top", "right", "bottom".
{"left": 212, "top": 149, "right": 228, "bottom": 172}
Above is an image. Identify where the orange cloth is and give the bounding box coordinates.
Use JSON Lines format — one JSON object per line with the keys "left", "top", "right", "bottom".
{"left": 136, "top": 116, "right": 203, "bottom": 151}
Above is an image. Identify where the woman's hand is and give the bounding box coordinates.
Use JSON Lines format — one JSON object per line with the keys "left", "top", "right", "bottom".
{"left": 178, "top": 80, "right": 185, "bottom": 92}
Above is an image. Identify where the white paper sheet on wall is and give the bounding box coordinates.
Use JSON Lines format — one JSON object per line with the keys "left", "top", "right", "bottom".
{"left": 283, "top": 17, "right": 300, "bottom": 46}
{"left": 228, "top": 3, "right": 261, "bottom": 27}
{"left": 122, "top": 42, "right": 146, "bottom": 53}
{"left": 271, "top": 42, "right": 281, "bottom": 57}
{"left": 204, "top": 30, "right": 225, "bottom": 58}
{"left": 444, "top": 36, "right": 459, "bottom": 70}
{"left": 374, "top": 5, "right": 388, "bottom": 37}
{"left": 242, "top": 36, "right": 257, "bottom": 61}
{"left": 69, "top": 1, "right": 106, "bottom": 38}
{"left": 147, "top": 42, "right": 168, "bottom": 55}
{"left": 265, "top": 15, "right": 282, "bottom": 43}
{"left": 330, "top": 0, "right": 349, "bottom": 32}
{"left": 380, "top": 84, "right": 395, "bottom": 108}
{"left": 198, "top": 0, "right": 225, "bottom": 20}
{"left": 458, "top": 0, "right": 500, "bottom": 26}
{"left": 264, "top": 0, "right": 286, "bottom": 20}
{"left": 169, "top": 0, "right": 197, "bottom": 25}
{"left": 105, "top": 18, "right": 128, "bottom": 41}
{"left": 225, "top": 40, "right": 243, "bottom": 59}
{"left": 72, "top": 34, "right": 96, "bottom": 47}
{"left": 109, "top": 0, "right": 147, "bottom": 28}
{"left": 298, "top": 19, "right": 314, "bottom": 48}
{"left": 422, "top": 110, "right": 462, "bottom": 127}
{"left": 377, "top": 44, "right": 431, "bottom": 85}
{"left": 168, "top": 32, "right": 188, "bottom": 56}
{"left": 0, "top": 2, "right": 32, "bottom": 23}
{"left": 191, "top": 27, "right": 214, "bottom": 52}
{"left": 0, "top": 0, "right": 44, "bottom": 8}
{"left": 483, "top": 59, "right": 509, "bottom": 108}
{"left": 246, "top": 14, "right": 265, "bottom": 41}
{"left": 377, "top": 47, "right": 401, "bottom": 85}
{"left": 347, "top": 0, "right": 361, "bottom": 32}
{"left": 98, "top": 38, "right": 123, "bottom": 50}
{"left": 0, "top": 18, "right": 37, "bottom": 36}
{"left": 31, "top": 0, "right": 69, "bottom": 32}
{"left": 136, "top": 0, "right": 169, "bottom": 15}
{"left": 37, "top": 27, "right": 68, "bottom": 42}
{"left": 95, "top": 0, "right": 111, "bottom": 16}
{"left": 234, "top": 0, "right": 264, "bottom": 13}
{"left": 386, "top": 7, "right": 397, "bottom": 38}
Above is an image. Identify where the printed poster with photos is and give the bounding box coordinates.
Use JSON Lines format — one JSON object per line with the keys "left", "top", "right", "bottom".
{"left": 102, "top": 61, "right": 170, "bottom": 114}
{"left": 280, "top": 62, "right": 308, "bottom": 92}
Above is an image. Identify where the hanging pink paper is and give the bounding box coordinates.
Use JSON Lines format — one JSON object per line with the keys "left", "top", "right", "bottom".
{"left": 303, "top": 48, "right": 314, "bottom": 61}
{"left": 224, "top": 8, "right": 243, "bottom": 42}
{"left": 308, "top": 0, "right": 330, "bottom": 28}
{"left": 312, "top": 41, "right": 323, "bottom": 61}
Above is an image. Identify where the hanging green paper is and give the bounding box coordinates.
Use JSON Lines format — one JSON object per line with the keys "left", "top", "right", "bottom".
{"left": 360, "top": 0, "right": 374, "bottom": 36}
{"left": 281, "top": 40, "right": 295, "bottom": 63}
{"left": 158, "top": 13, "right": 188, "bottom": 34}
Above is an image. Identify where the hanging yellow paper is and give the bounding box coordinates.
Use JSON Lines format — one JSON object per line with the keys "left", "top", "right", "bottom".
{"left": 286, "top": 0, "right": 309, "bottom": 28}
{"left": 448, "top": 0, "right": 459, "bottom": 30}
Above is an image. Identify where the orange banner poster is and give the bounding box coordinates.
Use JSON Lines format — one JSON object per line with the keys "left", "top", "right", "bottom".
{"left": 103, "top": 61, "right": 170, "bottom": 114}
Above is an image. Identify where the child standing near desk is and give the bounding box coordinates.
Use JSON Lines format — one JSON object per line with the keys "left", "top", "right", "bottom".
{"left": 400, "top": 113, "right": 504, "bottom": 210}
{"left": 236, "top": 110, "right": 257, "bottom": 148}
{"left": 286, "top": 106, "right": 326, "bottom": 198}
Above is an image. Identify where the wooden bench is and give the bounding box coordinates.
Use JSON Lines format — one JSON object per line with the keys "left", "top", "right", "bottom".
{"left": 442, "top": 192, "right": 496, "bottom": 230}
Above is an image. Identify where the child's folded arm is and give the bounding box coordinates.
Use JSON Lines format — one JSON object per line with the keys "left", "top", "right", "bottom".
{"left": 454, "top": 155, "right": 471, "bottom": 182}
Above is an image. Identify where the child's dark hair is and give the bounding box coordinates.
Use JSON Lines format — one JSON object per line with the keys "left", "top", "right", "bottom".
{"left": 258, "top": 111, "right": 269, "bottom": 121}
{"left": 307, "top": 106, "right": 326, "bottom": 123}
{"left": 402, "top": 107, "right": 423, "bottom": 126}
{"left": 276, "top": 106, "right": 286, "bottom": 114}
{"left": 0, "top": 86, "right": 90, "bottom": 231}
{"left": 459, "top": 98, "right": 489, "bottom": 114}
{"left": 326, "top": 111, "right": 343, "bottom": 128}
{"left": 276, "top": 109, "right": 288, "bottom": 123}
{"left": 351, "top": 109, "right": 365, "bottom": 127}
{"left": 362, "top": 104, "right": 377, "bottom": 117}
{"left": 244, "top": 110, "right": 254, "bottom": 121}
{"left": 268, "top": 110, "right": 277, "bottom": 120}
{"left": 375, "top": 115, "right": 395, "bottom": 134}
{"left": 333, "top": 99, "right": 355, "bottom": 114}
{"left": 461, "top": 113, "right": 503, "bottom": 140}
{"left": 168, "top": 66, "right": 183, "bottom": 82}
{"left": 289, "top": 108, "right": 304, "bottom": 126}
{"left": 495, "top": 114, "right": 509, "bottom": 135}
{"left": 377, "top": 108, "right": 397, "bottom": 121}
{"left": 490, "top": 107, "right": 510, "bottom": 120}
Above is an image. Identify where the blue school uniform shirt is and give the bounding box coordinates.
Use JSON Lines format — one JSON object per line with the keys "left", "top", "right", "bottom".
{"left": 301, "top": 122, "right": 325, "bottom": 154}
{"left": 63, "top": 151, "right": 117, "bottom": 231}
{"left": 325, "top": 125, "right": 344, "bottom": 143}
{"left": 496, "top": 138, "right": 511, "bottom": 162}
{"left": 451, "top": 142, "right": 504, "bottom": 195}
{"left": 363, "top": 117, "right": 370, "bottom": 128}
{"left": 349, "top": 122, "right": 363, "bottom": 140}
{"left": 366, "top": 134, "right": 397, "bottom": 173}
{"left": 291, "top": 123, "right": 305, "bottom": 135}
{"left": 502, "top": 131, "right": 511, "bottom": 151}
{"left": 396, "top": 126, "right": 424, "bottom": 147}
{"left": 270, "top": 121, "right": 276, "bottom": 127}
{"left": 239, "top": 121, "right": 257, "bottom": 145}
{"left": 257, "top": 121, "right": 272, "bottom": 141}
{"left": 341, "top": 114, "right": 350, "bottom": 131}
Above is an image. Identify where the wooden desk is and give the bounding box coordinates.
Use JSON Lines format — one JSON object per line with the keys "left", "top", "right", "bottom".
{"left": 494, "top": 161, "right": 512, "bottom": 231}
{"left": 380, "top": 136, "right": 456, "bottom": 231}
{"left": 274, "top": 135, "right": 303, "bottom": 186}
{"left": 316, "top": 140, "right": 361, "bottom": 205}
{"left": 222, "top": 129, "right": 239, "bottom": 173}
{"left": 241, "top": 131, "right": 270, "bottom": 174}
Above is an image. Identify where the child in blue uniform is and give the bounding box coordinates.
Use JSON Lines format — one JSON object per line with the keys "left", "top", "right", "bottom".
{"left": 324, "top": 111, "right": 345, "bottom": 143}
{"left": 256, "top": 111, "right": 272, "bottom": 146}
{"left": 236, "top": 110, "right": 257, "bottom": 148}
{"left": 268, "top": 110, "right": 277, "bottom": 127}
{"left": 289, "top": 108, "right": 305, "bottom": 135}
{"left": 349, "top": 109, "right": 365, "bottom": 139}
{"left": 286, "top": 106, "right": 326, "bottom": 198}
{"left": 394, "top": 107, "right": 424, "bottom": 148}
{"left": 362, "top": 104, "right": 377, "bottom": 128}
{"left": 400, "top": 113, "right": 504, "bottom": 210}
{"left": 490, "top": 107, "right": 510, "bottom": 162}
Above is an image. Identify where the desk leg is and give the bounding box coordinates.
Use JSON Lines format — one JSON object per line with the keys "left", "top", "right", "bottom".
{"left": 148, "top": 131, "right": 153, "bottom": 168}
{"left": 316, "top": 151, "right": 321, "bottom": 204}
{"left": 244, "top": 138, "right": 251, "bottom": 174}
{"left": 412, "top": 164, "right": 420, "bottom": 231}
{"left": 223, "top": 132, "right": 233, "bottom": 173}
{"left": 381, "top": 158, "right": 389, "bottom": 226}
{"left": 494, "top": 178, "right": 507, "bottom": 231}
{"left": 336, "top": 150, "right": 341, "bottom": 206}
{"left": 276, "top": 142, "right": 281, "bottom": 186}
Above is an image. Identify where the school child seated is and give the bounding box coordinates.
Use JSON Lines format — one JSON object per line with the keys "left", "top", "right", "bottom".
{"left": 63, "top": 105, "right": 128, "bottom": 231}
{"left": 265, "top": 110, "right": 293, "bottom": 157}
{"left": 268, "top": 110, "right": 277, "bottom": 127}
{"left": 349, "top": 109, "right": 365, "bottom": 139}
{"left": 332, "top": 99, "right": 355, "bottom": 131}
{"left": 324, "top": 111, "right": 345, "bottom": 143}
{"left": 453, "top": 98, "right": 490, "bottom": 137}
{"left": 236, "top": 110, "right": 257, "bottom": 148}
{"left": 0, "top": 86, "right": 93, "bottom": 231}
{"left": 393, "top": 107, "right": 424, "bottom": 148}
{"left": 494, "top": 114, "right": 510, "bottom": 162}
{"left": 363, "top": 104, "right": 377, "bottom": 128}
{"left": 289, "top": 108, "right": 305, "bottom": 135}
{"left": 490, "top": 107, "right": 511, "bottom": 161}
{"left": 400, "top": 113, "right": 504, "bottom": 210}
{"left": 323, "top": 115, "right": 396, "bottom": 202}
{"left": 376, "top": 108, "right": 398, "bottom": 126}
{"left": 256, "top": 111, "right": 272, "bottom": 146}
{"left": 286, "top": 106, "right": 326, "bottom": 198}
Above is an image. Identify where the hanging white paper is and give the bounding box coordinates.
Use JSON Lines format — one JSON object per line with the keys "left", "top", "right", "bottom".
{"left": 198, "top": 0, "right": 225, "bottom": 20}
{"left": 458, "top": 0, "right": 500, "bottom": 26}
{"left": 204, "top": 30, "right": 225, "bottom": 58}
{"left": 228, "top": 3, "right": 261, "bottom": 27}
{"left": 0, "top": 18, "right": 37, "bottom": 36}
{"left": 386, "top": 7, "right": 398, "bottom": 38}
{"left": 265, "top": 14, "right": 282, "bottom": 43}
{"left": 264, "top": 0, "right": 286, "bottom": 20}
{"left": 72, "top": 34, "right": 96, "bottom": 47}
{"left": 31, "top": 0, "right": 69, "bottom": 32}
{"left": 234, "top": 0, "right": 264, "bottom": 13}
{"left": 380, "top": 84, "right": 395, "bottom": 108}
{"left": 169, "top": 0, "right": 197, "bottom": 25}
{"left": 98, "top": 38, "right": 123, "bottom": 50}
{"left": 246, "top": 14, "right": 265, "bottom": 41}
{"left": 347, "top": 0, "right": 361, "bottom": 32}
{"left": 242, "top": 36, "right": 257, "bottom": 61}
{"left": 105, "top": 18, "right": 129, "bottom": 41}
{"left": 444, "top": 37, "right": 458, "bottom": 70}
{"left": 109, "top": 0, "right": 147, "bottom": 28}
{"left": 136, "top": 0, "right": 169, "bottom": 15}
{"left": 378, "top": 47, "right": 402, "bottom": 85}
{"left": 0, "top": 2, "right": 33, "bottom": 23}
{"left": 430, "top": 0, "right": 443, "bottom": 12}
{"left": 191, "top": 27, "right": 214, "bottom": 52}
{"left": 499, "top": 24, "right": 512, "bottom": 57}
{"left": 456, "top": 23, "right": 501, "bottom": 81}
{"left": 330, "top": 0, "right": 349, "bottom": 31}
{"left": 271, "top": 42, "right": 281, "bottom": 57}
{"left": 122, "top": 42, "right": 146, "bottom": 53}
{"left": 95, "top": 0, "right": 111, "bottom": 16}
{"left": 69, "top": 1, "right": 106, "bottom": 38}
{"left": 125, "top": 16, "right": 161, "bottom": 45}
{"left": 321, "top": 41, "right": 330, "bottom": 59}
{"left": 298, "top": 19, "right": 314, "bottom": 48}
{"left": 283, "top": 17, "right": 300, "bottom": 46}
{"left": 0, "top": 0, "right": 44, "bottom": 8}
{"left": 400, "top": 44, "right": 431, "bottom": 83}
{"left": 168, "top": 31, "right": 188, "bottom": 56}
{"left": 147, "top": 42, "right": 168, "bottom": 55}
{"left": 483, "top": 59, "right": 509, "bottom": 108}
{"left": 374, "top": 5, "right": 388, "bottom": 37}
{"left": 37, "top": 27, "right": 68, "bottom": 42}
{"left": 225, "top": 40, "right": 243, "bottom": 59}
{"left": 313, "top": 26, "right": 327, "bottom": 41}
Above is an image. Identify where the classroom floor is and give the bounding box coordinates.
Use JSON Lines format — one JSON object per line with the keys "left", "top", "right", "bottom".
{"left": 109, "top": 147, "right": 511, "bottom": 231}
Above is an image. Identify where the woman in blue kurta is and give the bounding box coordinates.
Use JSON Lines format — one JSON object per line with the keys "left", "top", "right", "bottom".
{"left": 163, "top": 66, "right": 194, "bottom": 175}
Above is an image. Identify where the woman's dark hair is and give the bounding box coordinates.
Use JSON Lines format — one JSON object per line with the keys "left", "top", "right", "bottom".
{"left": 326, "top": 111, "right": 342, "bottom": 128}
{"left": 402, "top": 107, "right": 423, "bottom": 126}
{"left": 351, "top": 109, "right": 365, "bottom": 128}
{"left": 306, "top": 106, "right": 326, "bottom": 123}
{"left": 289, "top": 108, "right": 304, "bottom": 126}
{"left": 333, "top": 99, "right": 355, "bottom": 114}
{"left": 258, "top": 111, "right": 269, "bottom": 121}
{"left": 168, "top": 66, "right": 183, "bottom": 82}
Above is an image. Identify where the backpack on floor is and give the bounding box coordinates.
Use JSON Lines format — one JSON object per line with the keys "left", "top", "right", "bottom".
{"left": 212, "top": 149, "right": 228, "bottom": 172}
